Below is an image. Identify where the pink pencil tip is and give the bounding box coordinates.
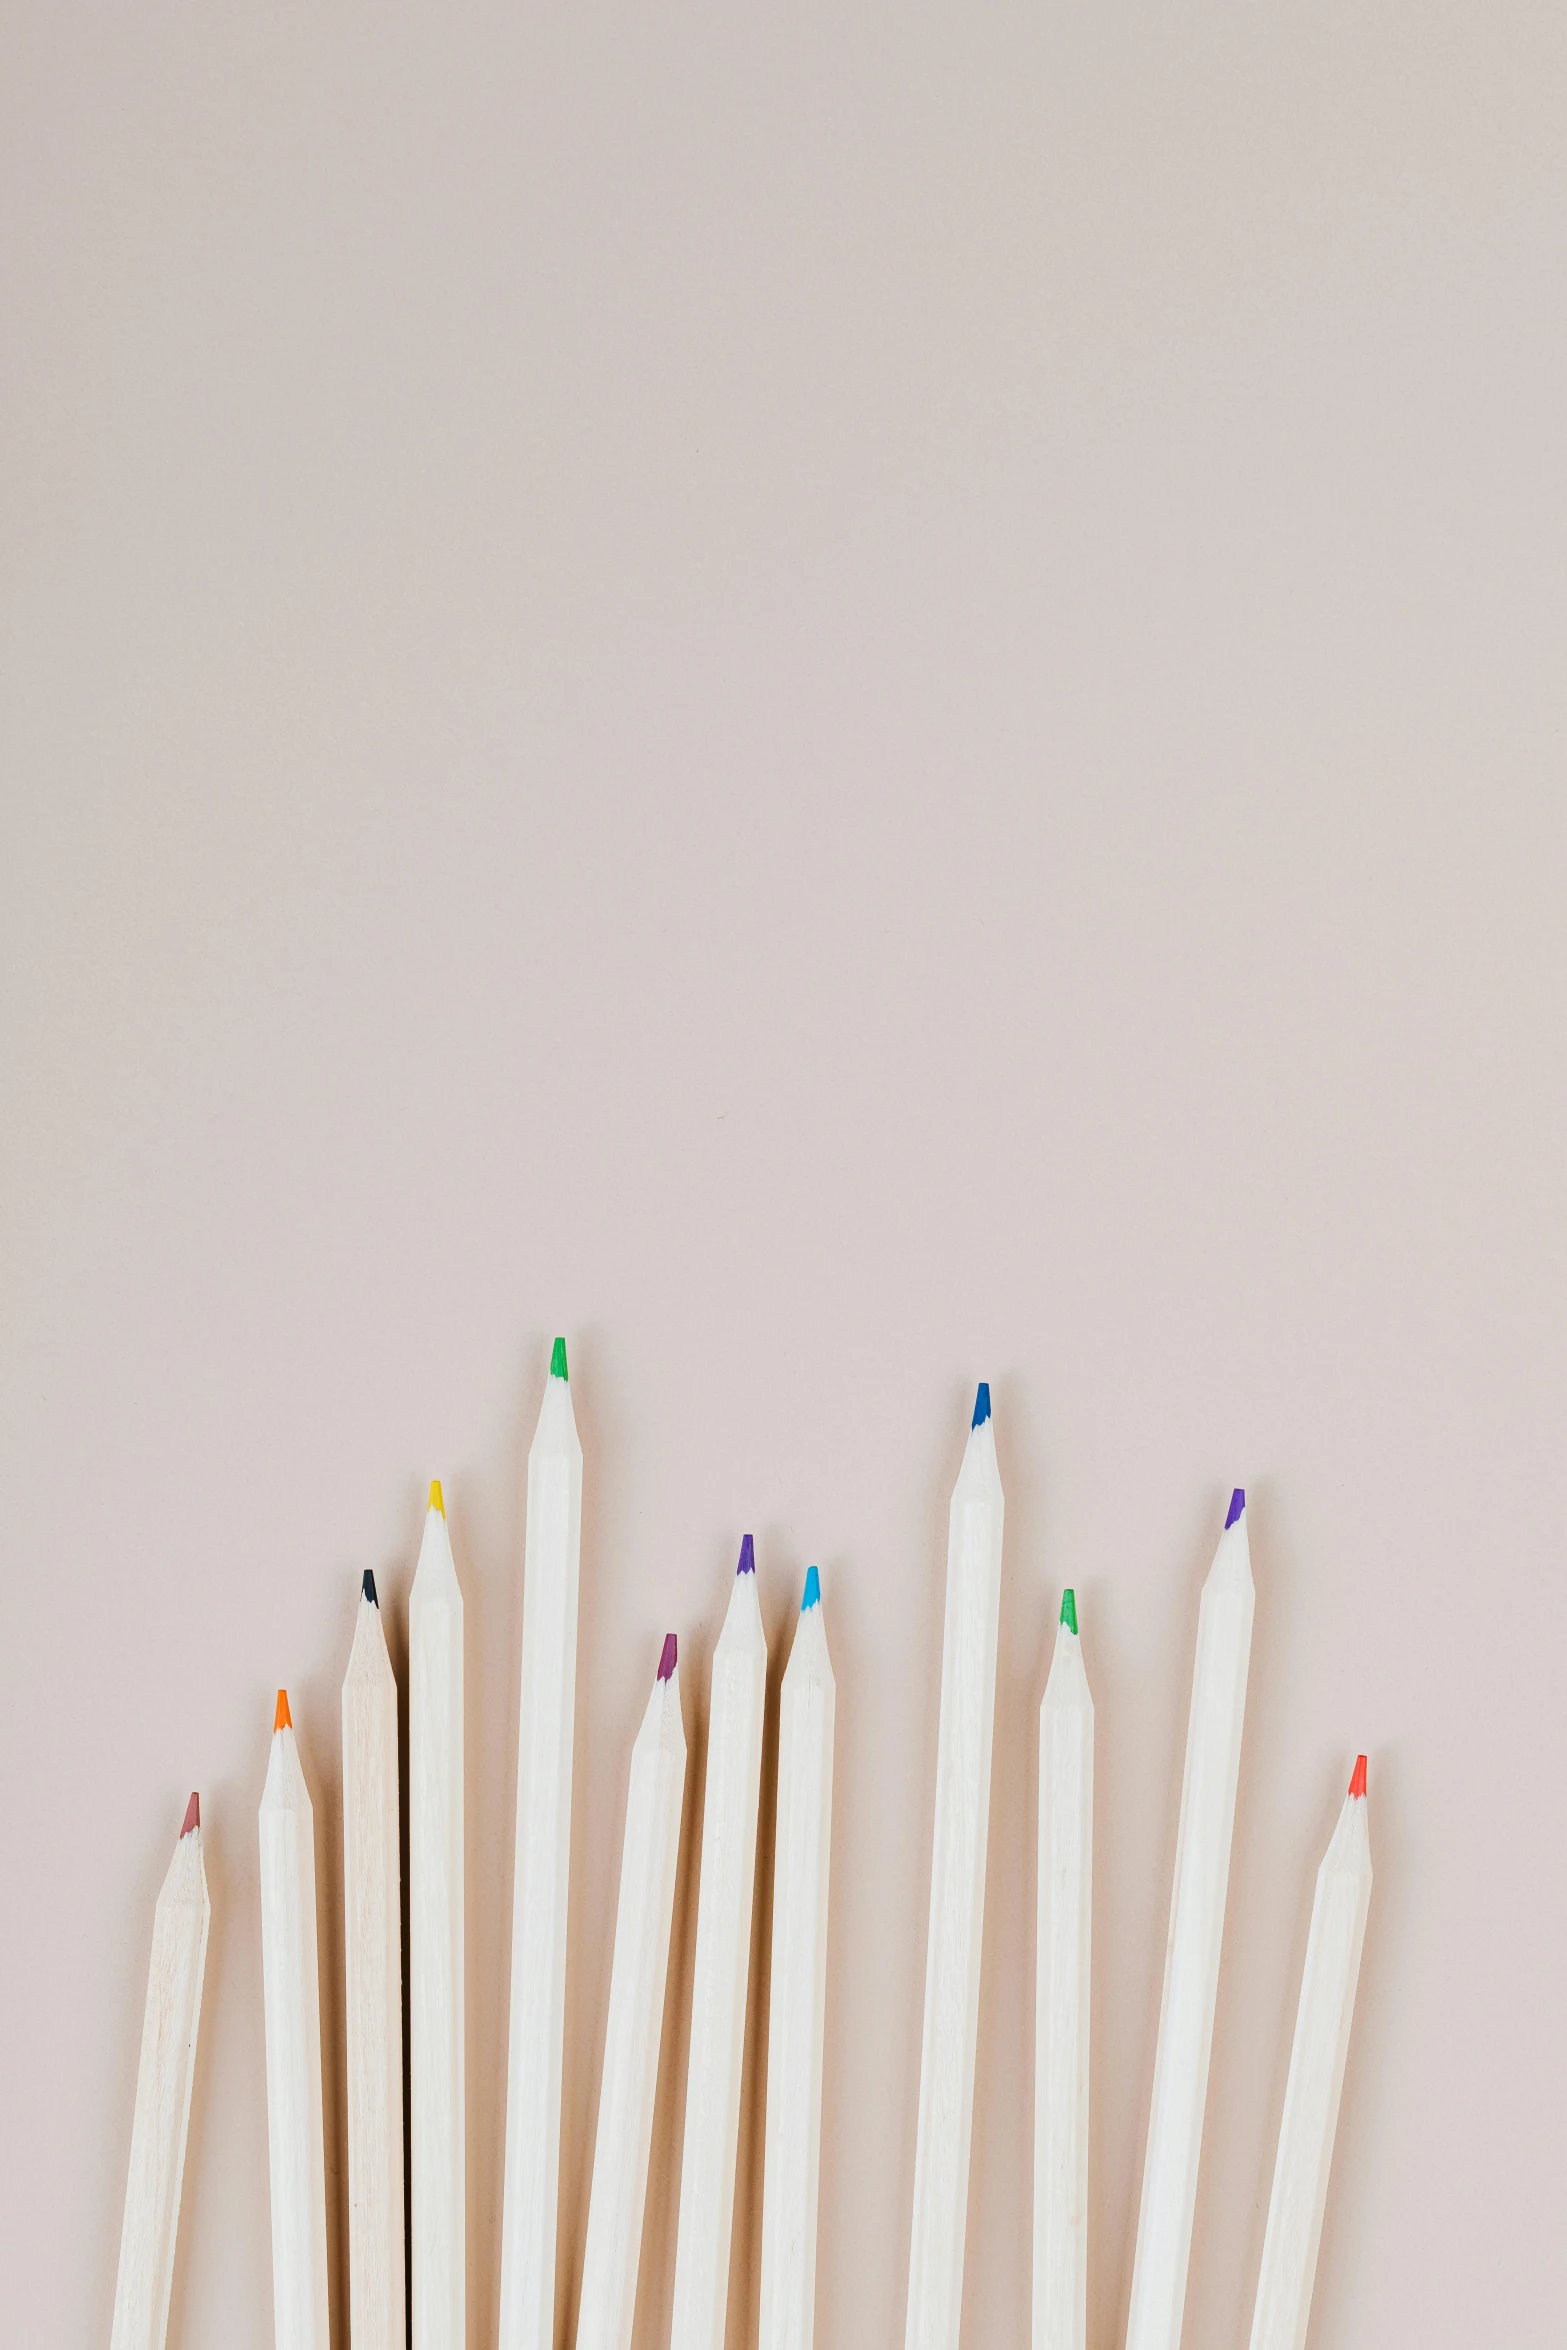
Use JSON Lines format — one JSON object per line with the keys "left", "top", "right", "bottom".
{"left": 1348, "top": 1754, "right": 1368, "bottom": 1800}
{"left": 657, "top": 1631, "right": 678, "bottom": 1681}
{"left": 180, "top": 1791, "right": 200, "bottom": 1837}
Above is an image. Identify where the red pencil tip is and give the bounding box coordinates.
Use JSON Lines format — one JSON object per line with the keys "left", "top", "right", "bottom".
{"left": 180, "top": 1791, "right": 200, "bottom": 1837}
{"left": 1348, "top": 1754, "right": 1368, "bottom": 1800}
{"left": 274, "top": 1689, "right": 292, "bottom": 1732}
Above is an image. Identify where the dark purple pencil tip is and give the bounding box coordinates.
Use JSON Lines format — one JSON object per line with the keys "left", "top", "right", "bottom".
{"left": 362, "top": 1569, "right": 379, "bottom": 1606}
{"left": 736, "top": 1533, "right": 755, "bottom": 1576}
{"left": 658, "top": 1632, "right": 678, "bottom": 1681}
{"left": 1225, "top": 1487, "right": 1246, "bottom": 1530}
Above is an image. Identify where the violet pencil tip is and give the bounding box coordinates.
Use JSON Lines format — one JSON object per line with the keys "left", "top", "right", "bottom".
{"left": 1225, "top": 1486, "right": 1246, "bottom": 1530}
{"left": 736, "top": 1533, "right": 755, "bottom": 1577}
{"left": 658, "top": 1631, "right": 678, "bottom": 1681}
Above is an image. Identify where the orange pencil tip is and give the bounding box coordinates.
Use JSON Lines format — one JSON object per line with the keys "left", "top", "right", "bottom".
{"left": 1348, "top": 1753, "right": 1367, "bottom": 1799}
{"left": 180, "top": 1791, "right": 200, "bottom": 1837}
{"left": 274, "top": 1689, "right": 292, "bottom": 1732}
{"left": 428, "top": 1479, "right": 445, "bottom": 1516}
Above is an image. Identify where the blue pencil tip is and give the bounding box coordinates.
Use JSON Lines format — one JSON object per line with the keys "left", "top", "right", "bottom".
{"left": 1225, "top": 1487, "right": 1246, "bottom": 1530}
{"left": 361, "top": 1569, "right": 378, "bottom": 1606}
{"left": 802, "top": 1565, "right": 821, "bottom": 1611}
{"left": 971, "top": 1382, "right": 991, "bottom": 1429}
{"left": 736, "top": 1533, "right": 755, "bottom": 1576}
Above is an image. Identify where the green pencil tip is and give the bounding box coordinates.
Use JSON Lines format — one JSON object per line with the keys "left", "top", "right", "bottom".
{"left": 550, "top": 1335, "right": 568, "bottom": 1381}
{"left": 1060, "top": 1588, "right": 1078, "bottom": 1634}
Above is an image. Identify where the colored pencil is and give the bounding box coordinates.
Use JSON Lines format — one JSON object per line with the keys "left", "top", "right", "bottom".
{"left": 342, "top": 1571, "right": 406, "bottom": 2350}
{"left": 758, "top": 1567, "right": 836, "bottom": 2350}
{"left": 109, "top": 1793, "right": 210, "bottom": 2350}
{"left": 1247, "top": 1758, "right": 1373, "bottom": 2350}
{"left": 574, "top": 1634, "right": 688, "bottom": 2350}
{"left": 1033, "top": 1591, "right": 1093, "bottom": 2350}
{"left": 1125, "top": 1489, "right": 1255, "bottom": 2350}
{"left": 500, "top": 1338, "right": 585, "bottom": 2350}
{"left": 410, "top": 1482, "right": 464, "bottom": 2350}
{"left": 260, "top": 1693, "right": 330, "bottom": 2350}
{"left": 668, "top": 1538, "right": 768, "bottom": 2350}
{"left": 904, "top": 1385, "right": 1005, "bottom": 2350}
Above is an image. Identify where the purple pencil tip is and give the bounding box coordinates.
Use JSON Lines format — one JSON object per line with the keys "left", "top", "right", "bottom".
{"left": 736, "top": 1533, "right": 755, "bottom": 1576}
{"left": 658, "top": 1632, "right": 678, "bottom": 1681}
{"left": 1225, "top": 1487, "right": 1246, "bottom": 1530}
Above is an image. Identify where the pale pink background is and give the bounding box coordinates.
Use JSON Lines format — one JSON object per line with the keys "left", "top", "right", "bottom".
{"left": 2, "top": 9, "right": 1564, "bottom": 2348}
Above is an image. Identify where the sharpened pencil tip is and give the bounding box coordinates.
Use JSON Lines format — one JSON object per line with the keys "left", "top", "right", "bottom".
{"left": 1060, "top": 1587, "right": 1078, "bottom": 1634}
{"left": 971, "top": 1381, "right": 991, "bottom": 1428}
{"left": 802, "top": 1565, "right": 821, "bottom": 1610}
{"left": 736, "top": 1533, "right": 755, "bottom": 1576}
{"left": 1349, "top": 1754, "right": 1368, "bottom": 1800}
{"left": 550, "top": 1335, "right": 568, "bottom": 1380}
{"left": 181, "top": 1791, "right": 200, "bottom": 1837}
{"left": 658, "top": 1632, "right": 678, "bottom": 1681}
{"left": 362, "top": 1569, "right": 378, "bottom": 1607}
{"left": 429, "top": 1479, "right": 445, "bottom": 1516}
{"left": 274, "top": 1689, "right": 292, "bottom": 1732}
{"left": 1225, "top": 1486, "right": 1246, "bottom": 1529}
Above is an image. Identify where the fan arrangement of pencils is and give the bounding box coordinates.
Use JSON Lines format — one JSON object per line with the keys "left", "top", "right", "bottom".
{"left": 109, "top": 1346, "right": 1372, "bottom": 2350}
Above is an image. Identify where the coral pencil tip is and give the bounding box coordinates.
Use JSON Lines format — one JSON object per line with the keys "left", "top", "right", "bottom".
{"left": 658, "top": 1632, "right": 678, "bottom": 1681}
{"left": 1225, "top": 1486, "right": 1246, "bottom": 1529}
{"left": 361, "top": 1568, "right": 378, "bottom": 1607}
{"left": 1060, "top": 1587, "right": 1078, "bottom": 1634}
{"left": 736, "top": 1533, "right": 756, "bottom": 1577}
{"left": 428, "top": 1479, "right": 445, "bottom": 1516}
{"left": 802, "top": 1565, "right": 821, "bottom": 1611}
{"left": 180, "top": 1791, "right": 200, "bottom": 1837}
{"left": 971, "top": 1381, "right": 991, "bottom": 1428}
{"left": 550, "top": 1334, "right": 568, "bottom": 1380}
{"left": 273, "top": 1689, "right": 292, "bottom": 1732}
{"left": 1349, "top": 1754, "right": 1368, "bottom": 1800}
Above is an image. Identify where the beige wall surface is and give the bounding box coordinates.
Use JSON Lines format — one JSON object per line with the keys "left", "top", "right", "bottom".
{"left": 3, "top": 9, "right": 1564, "bottom": 2348}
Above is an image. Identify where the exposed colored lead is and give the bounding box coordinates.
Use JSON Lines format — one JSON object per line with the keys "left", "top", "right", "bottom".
{"left": 737, "top": 1533, "right": 756, "bottom": 1576}
{"left": 550, "top": 1335, "right": 568, "bottom": 1380}
{"left": 802, "top": 1565, "right": 821, "bottom": 1611}
{"left": 658, "top": 1632, "right": 678, "bottom": 1681}
{"left": 972, "top": 1382, "right": 992, "bottom": 1429}
{"left": 1348, "top": 1754, "right": 1368, "bottom": 1800}
{"left": 362, "top": 1568, "right": 378, "bottom": 1607}
{"left": 429, "top": 1479, "right": 445, "bottom": 1516}
{"left": 274, "top": 1688, "right": 292, "bottom": 1732}
{"left": 180, "top": 1791, "right": 200, "bottom": 1837}
{"left": 1225, "top": 1486, "right": 1246, "bottom": 1530}
{"left": 1060, "top": 1587, "right": 1078, "bottom": 1635}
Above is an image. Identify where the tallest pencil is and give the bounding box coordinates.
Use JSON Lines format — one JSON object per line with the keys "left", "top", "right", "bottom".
{"left": 499, "top": 1337, "right": 584, "bottom": 2350}
{"left": 904, "top": 1384, "right": 1005, "bottom": 2350}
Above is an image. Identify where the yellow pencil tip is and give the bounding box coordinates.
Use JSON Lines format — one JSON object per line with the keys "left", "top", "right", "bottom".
{"left": 428, "top": 1479, "right": 445, "bottom": 1516}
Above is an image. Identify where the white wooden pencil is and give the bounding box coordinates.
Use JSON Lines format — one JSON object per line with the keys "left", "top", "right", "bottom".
{"left": 574, "top": 1634, "right": 688, "bottom": 2350}
{"left": 260, "top": 1692, "right": 331, "bottom": 2350}
{"left": 410, "top": 1481, "right": 464, "bottom": 2350}
{"left": 109, "top": 1792, "right": 210, "bottom": 2350}
{"left": 758, "top": 1567, "right": 836, "bottom": 2350}
{"left": 1247, "top": 1757, "right": 1372, "bottom": 2350}
{"left": 904, "top": 1384, "right": 1005, "bottom": 2350}
{"left": 1125, "top": 1489, "right": 1255, "bottom": 2350}
{"left": 668, "top": 1537, "right": 769, "bottom": 2350}
{"left": 342, "top": 1570, "right": 406, "bottom": 2350}
{"left": 500, "top": 1338, "right": 584, "bottom": 2350}
{"left": 1034, "top": 1591, "right": 1093, "bottom": 2350}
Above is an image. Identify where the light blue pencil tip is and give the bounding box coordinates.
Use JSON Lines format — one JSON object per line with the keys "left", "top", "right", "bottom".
{"left": 802, "top": 1565, "right": 821, "bottom": 1611}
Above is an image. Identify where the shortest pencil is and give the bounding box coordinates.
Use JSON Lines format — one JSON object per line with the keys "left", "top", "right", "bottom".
{"left": 1247, "top": 1757, "right": 1373, "bottom": 2350}
{"left": 574, "top": 1635, "right": 688, "bottom": 2350}
{"left": 110, "top": 1794, "right": 210, "bottom": 2350}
